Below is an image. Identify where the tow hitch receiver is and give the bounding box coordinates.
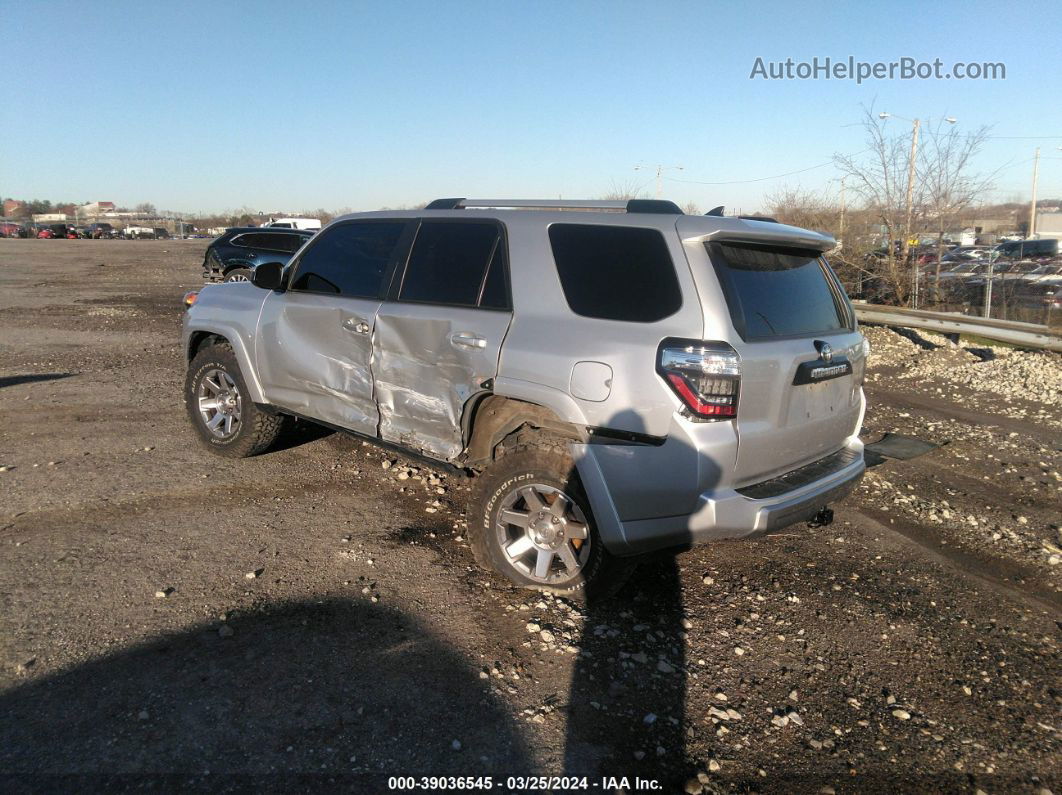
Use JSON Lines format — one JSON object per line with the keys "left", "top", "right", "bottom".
{"left": 807, "top": 507, "right": 834, "bottom": 528}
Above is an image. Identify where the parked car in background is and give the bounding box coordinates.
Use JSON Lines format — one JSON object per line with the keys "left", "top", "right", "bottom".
{"left": 36, "top": 224, "right": 70, "bottom": 239}
{"left": 85, "top": 222, "right": 115, "bottom": 239}
{"left": 182, "top": 198, "right": 867, "bottom": 597}
{"left": 265, "top": 217, "right": 322, "bottom": 231}
{"left": 0, "top": 221, "right": 29, "bottom": 238}
{"left": 125, "top": 226, "right": 157, "bottom": 239}
{"left": 994, "top": 238, "right": 1059, "bottom": 260}
{"left": 154, "top": 227, "right": 171, "bottom": 240}
{"left": 1023, "top": 263, "right": 1062, "bottom": 283}
{"left": 201, "top": 227, "right": 314, "bottom": 282}
{"left": 941, "top": 246, "right": 989, "bottom": 263}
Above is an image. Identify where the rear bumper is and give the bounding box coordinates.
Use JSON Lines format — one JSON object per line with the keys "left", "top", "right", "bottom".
{"left": 575, "top": 436, "right": 865, "bottom": 557}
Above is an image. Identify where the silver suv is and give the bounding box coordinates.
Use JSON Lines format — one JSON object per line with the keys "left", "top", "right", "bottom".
{"left": 182, "top": 198, "right": 867, "bottom": 598}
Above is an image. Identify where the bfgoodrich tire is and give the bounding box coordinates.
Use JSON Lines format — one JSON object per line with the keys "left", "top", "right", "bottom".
{"left": 470, "top": 440, "right": 635, "bottom": 601}
{"left": 184, "top": 343, "right": 284, "bottom": 457}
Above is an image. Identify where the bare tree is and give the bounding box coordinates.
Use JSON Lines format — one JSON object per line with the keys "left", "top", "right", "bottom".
{"left": 759, "top": 185, "right": 880, "bottom": 296}
{"left": 600, "top": 179, "right": 649, "bottom": 201}
{"left": 917, "top": 121, "right": 994, "bottom": 302}
{"left": 834, "top": 107, "right": 927, "bottom": 305}
{"left": 681, "top": 200, "right": 701, "bottom": 216}
{"left": 761, "top": 185, "right": 840, "bottom": 237}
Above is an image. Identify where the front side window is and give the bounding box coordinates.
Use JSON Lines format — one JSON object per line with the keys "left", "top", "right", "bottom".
{"left": 399, "top": 221, "right": 503, "bottom": 307}
{"left": 290, "top": 222, "right": 405, "bottom": 297}
{"left": 708, "top": 242, "right": 849, "bottom": 340}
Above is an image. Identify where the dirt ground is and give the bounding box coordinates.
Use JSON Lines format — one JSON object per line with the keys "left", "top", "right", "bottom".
{"left": 1, "top": 239, "right": 1059, "bottom": 793}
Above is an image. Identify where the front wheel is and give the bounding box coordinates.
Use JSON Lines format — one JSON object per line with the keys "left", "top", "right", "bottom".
{"left": 184, "top": 343, "right": 284, "bottom": 457}
{"left": 224, "top": 268, "right": 252, "bottom": 282}
{"left": 470, "top": 441, "right": 635, "bottom": 601}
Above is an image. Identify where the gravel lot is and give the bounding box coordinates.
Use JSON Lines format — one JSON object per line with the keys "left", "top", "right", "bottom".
{"left": 1, "top": 240, "right": 1059, "bottom": 793}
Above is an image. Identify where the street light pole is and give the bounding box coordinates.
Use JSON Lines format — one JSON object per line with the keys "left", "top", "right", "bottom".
{"left": 880, "top": 112, "right": 956, "bottom": 308}
{"left": 902, "top": 118, "right": 921, "bottom": 307}
{"left": 838, "top": 176, "right": 846, "bottom": 245}
{"left": 1028, "top": 147, "right": 1040, "bottom": 238}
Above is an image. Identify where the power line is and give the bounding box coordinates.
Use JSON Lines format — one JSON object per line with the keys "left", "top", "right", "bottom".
{"left": 664, "top": 150, "right": 871, "bottom": 186}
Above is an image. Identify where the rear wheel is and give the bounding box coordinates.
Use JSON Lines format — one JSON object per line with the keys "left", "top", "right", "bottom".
{"left": 184, "top": 343, "right": 283, "bottom": 457}
{"left": 470, "top": 439, "right": 635, "bottom": 601}
{"left": 224, "top": 268, "right": 252, "bottom": 282}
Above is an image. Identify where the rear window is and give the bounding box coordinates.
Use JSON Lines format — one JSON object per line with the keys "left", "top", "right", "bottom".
{"left": 708, "top": 242, "right": 849, "bottom": 340}
{"left": 548, "top": 224, "right": 681, "bottom": 322}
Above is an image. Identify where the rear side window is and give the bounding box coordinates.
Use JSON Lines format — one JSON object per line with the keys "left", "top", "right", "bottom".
{"left": 290, "top": 222, "right": 405, "bottom": 298}
{"left": 548, "top": 224, "right": 682, "bottom": 322}
{"left": 399, "top": 221, "right": 506, "bottom": 308}
{"left": 479, "top": 244, "right": 510, "bottom": 309}
{"left": 708, "top": 242, "right": 849, "bottom": 340}
{"left": 232, "top": 233, "right": 305, "bottom": 253}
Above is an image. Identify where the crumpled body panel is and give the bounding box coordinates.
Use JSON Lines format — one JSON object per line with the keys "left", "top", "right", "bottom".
{"left": 255, "top": 291, "right": 382, "bottom": 436}
{"left": 373, "top": 303, "right": 511, "bottom": 461}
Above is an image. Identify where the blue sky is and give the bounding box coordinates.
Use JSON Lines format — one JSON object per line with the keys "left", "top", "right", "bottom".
{"left": 3, "top": 0, "right": 1061, "bottom": 214}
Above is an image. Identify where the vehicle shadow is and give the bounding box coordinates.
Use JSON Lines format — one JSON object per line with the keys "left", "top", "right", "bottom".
{"left": 268, "top": 416, "right": 336, "bottom": 453}
{"left": 0, "top": 373, "right": 75, "bottom": 389}
{"left": 561, "top": 409, "right": 714, "bottom": 790}
{"left": 0, "top": 598, "right": 532, "bottom": 790}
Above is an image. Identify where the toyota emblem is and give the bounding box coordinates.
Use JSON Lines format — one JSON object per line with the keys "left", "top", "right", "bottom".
{"left": 818, "top": 342, "right": 833, "bottom": 363}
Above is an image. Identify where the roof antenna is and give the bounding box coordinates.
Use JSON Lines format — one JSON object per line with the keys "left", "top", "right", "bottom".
{"left": 705, "top": 206, "right": 725, "bottom": 217}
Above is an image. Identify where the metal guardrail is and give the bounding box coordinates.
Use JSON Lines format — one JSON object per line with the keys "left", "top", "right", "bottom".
{"left": 852, "top": 302, "right": 1062, "bottom": 352}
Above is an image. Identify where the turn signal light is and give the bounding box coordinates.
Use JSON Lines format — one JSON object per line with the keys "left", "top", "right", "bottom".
{"left": 183, "top": 291, "right": 199, "bottom": 309}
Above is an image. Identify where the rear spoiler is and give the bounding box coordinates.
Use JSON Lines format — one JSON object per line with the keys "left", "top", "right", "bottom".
{"left": 677, "top": 215, "right": 837, "bottom": 253}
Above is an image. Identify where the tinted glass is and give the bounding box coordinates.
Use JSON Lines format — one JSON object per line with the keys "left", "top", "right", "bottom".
{"left": 709, "top": 242, "right": 847, "bottom": 339}
{"left": 479, "top": 244, "right": 510, "bottom": 310}
{"left": 400, "top": 222, "right": 500, "bottom": 306}
{"left": 548, "top": 224, "right": 682, "bottom": 322}
{"left": 262, "top": 233, "right": 304, "bottom": 253}
{"left": 233, "top": 233, "right": 304, "bottom": 253}
{"left": 290, "top": 222, "right": 404, "bottom": 297}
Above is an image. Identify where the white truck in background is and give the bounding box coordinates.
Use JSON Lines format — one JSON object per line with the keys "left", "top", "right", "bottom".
{"left": 265, "top": 217, "right": 322, "bottom": 231}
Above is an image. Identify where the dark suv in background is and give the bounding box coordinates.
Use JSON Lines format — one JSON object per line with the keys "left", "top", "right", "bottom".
{"left": 993, "top": 238, "right": 1059, "bottom": 260}
{"left": 202, "top": 227, "right": 315, "bottom": 282}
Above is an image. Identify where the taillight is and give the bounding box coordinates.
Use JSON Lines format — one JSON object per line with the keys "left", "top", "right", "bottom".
{"left": 183, "top": 291, "right": 199, "bottom": 309}
{"left": 658, "top": 339, "right": 740, "bottom": 421}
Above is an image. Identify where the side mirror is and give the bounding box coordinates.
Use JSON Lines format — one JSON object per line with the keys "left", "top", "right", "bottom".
{"left": 252, "top": 261, "right": 285, "bottom": 290}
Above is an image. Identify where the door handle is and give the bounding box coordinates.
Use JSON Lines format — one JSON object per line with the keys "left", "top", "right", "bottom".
{"left": 343, "top": 318, "right": 371, "bottom": 334}
{"left": 450, "top": 332, "right": 487, "bottom": 349}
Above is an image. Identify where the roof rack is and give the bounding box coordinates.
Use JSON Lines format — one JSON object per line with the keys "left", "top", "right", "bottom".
{"left": 424, "top": 198, "right": 684, "bottom": 214}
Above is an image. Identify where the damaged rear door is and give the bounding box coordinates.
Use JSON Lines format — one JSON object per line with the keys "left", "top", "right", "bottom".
{"left": 256, "top": 220, "right": 411, "bottom": 436}
{"left": 373, "top": 219, "right": 512, "bottom": 461}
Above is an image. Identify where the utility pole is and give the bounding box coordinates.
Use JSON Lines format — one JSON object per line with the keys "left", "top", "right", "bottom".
{"left": 634, "top": 164, "right": 684, "bottom": 199}
{"left": 902, "top": 118, "right": 921, "bottom": 308}
{"left": 1028, "top": 147, "right": 1040, "bottom": 238}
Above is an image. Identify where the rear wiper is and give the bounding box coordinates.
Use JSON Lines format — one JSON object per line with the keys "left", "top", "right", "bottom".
{"left": 755, "top": 312, "right": 778, "bottom": 335}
